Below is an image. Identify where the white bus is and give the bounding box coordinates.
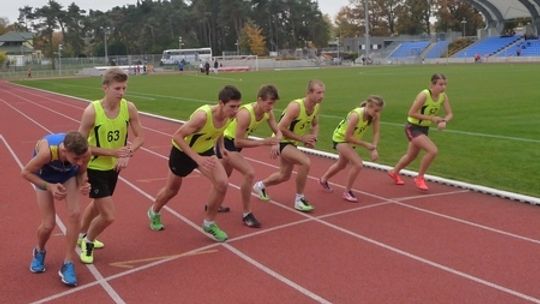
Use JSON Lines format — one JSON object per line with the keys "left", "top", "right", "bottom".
{"left": 160, "top": 47, "right": 212, "bottom": 65}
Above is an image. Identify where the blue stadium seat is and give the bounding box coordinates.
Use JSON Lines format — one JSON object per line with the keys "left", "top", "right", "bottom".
{"left": 388, "top": 41, "right": 430, "bottom": 59}
{"left": 425, "top": 41, "right": 450, "bottom": 58}
{"left": 453, "top": 36, "right": 521, "bottom": 58}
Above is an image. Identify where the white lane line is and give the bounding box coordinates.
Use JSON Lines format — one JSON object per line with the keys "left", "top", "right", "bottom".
{"left": 6, "top": 89, "right": 540, "bottom": 246}
{"left": 246, "top": 156, "right": 540, "bottom": 245}
{"left": 0, "top": 135, "right": 126, "bottom": 304}
{"left": 224, "top": 244, "right": 331, "bottom": 304}
{"left": 1, "top": 92, "right": 330, "bottom": 303}
{"left": 5, "top": 89, "right": 540, "bottom": 303}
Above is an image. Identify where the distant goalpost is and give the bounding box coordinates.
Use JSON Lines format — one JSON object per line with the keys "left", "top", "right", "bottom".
{"left": 215, "top": 53, "right": 259, "bottom": 72}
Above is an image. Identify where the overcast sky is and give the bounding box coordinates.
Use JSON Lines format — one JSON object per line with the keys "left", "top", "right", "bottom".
{"left": 2, "top": 0, "right": 349, "bottom": 25}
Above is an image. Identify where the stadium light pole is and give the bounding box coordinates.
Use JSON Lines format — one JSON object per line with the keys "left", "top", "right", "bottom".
{"left": 104, "top": 27, "right": 110, "bottom": 65}
{"left": 58, "top": 43, "right": 63, "bottom": 76}
{"left": 235, "top": 39, "right": 239, "bottom": 55}
{"left": 364, "top": 0, "right": 370, "bottom": 60}
{"left": 461, "top": 18, "right": 467, "bottom": 37}
{"left": 337, "top": 29, "right": 340, "bottom": 62}
{"left": 178, "top": 36, "right": 183, "bottom": 49}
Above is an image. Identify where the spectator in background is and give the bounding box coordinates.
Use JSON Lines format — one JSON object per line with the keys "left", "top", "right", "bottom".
{"left": 213, "top": 59, "right": 219, "bottom": 74}
{"left": 204, "top": 61, "right": 210, "bottom": 75}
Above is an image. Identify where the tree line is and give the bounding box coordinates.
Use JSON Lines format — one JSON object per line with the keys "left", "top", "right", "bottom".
{"left": 10, "top": 0, "right": 331, "bottom": 59}
{"left": 3, "top": 0, "right": 498, "bottom": 60}
{"left": 335, "top": 0, "right": 484, "bottom": 38}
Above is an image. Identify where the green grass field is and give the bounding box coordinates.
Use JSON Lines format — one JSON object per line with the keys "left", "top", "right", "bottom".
{"left": 15, "top": 64, "right": 540, "bottom": 197}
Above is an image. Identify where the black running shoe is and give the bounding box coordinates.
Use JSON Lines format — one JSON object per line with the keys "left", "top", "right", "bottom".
{"left": 242, "top": 213, "right": 261, "bottom": 228}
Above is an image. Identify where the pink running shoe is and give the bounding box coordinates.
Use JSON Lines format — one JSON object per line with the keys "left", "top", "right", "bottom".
{"left": 387, "top": 171, "right": 405, "bottom": 185}
{"left": 342, "top": 190, "right": 358, "bottom": 202}
{"left": 319, "top": 178, "right": 333, "bottom": 192}
{"left": 414, "top": 176, "right": 429, "bottom": 191}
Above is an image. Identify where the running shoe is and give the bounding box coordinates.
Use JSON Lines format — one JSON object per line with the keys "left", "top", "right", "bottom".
{"left": 387, "top": 171, "right": 405, "bottom": 185}
{"left": 202, "top": 223, "right": 228, "bottom": 242}
{"left": 147, "top": 207, "right": 165, "bottom": 231}
{"left": 252, "top": 181, "right": 271, "bottom": 201}
{"left": 242, "top": 213, "right": 261, "bottom": 228}
{"left": 58, "top": 261, "right": 77, "bottom": 287}
{"left": 79, "top": 240, "right": 95, "bottom": 264}
{"left": 319, "top": 178, "right": 333, "bottom": 192}
{"left": 294, "top": 197, "right": 315, "bottom": 212}
{"left": 77, "top": 235, "right": 104, "bottom": 249}
{"left": 414, "top": 176, "right": 429, "bottom": 191}
{"left": 342, "top": 190, "right": 358, "bottom": 202}
{"left": 30, "top": 248, "right": 46, "bottom": 273}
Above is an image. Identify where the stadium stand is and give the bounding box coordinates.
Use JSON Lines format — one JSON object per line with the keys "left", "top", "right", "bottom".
{"left": 424, "top": 40, "right": 450, "bottom": 59}
{"left": 453, "top": 35, "right": 521, "bottom": 58}
{"left": 499, "top": 39, "right": 540, "bottom": 57}
{"left": 388, "top": 41, "right": 430, "bottom": 59}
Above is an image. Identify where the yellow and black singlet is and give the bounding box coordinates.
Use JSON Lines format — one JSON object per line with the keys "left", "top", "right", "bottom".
{"left": 224, "top": 102, "right": 269, "bottom": 140}
{"left": 332, "top": 107, "right": 370, "bottom": 144}
{"left": 173, "top": 105, "right": 232, "bottom": 153}
{"left": 280, "top": 99, "right": 320, "bottom": 145}
{"left": 88, "top": 99, "right": 129, "bottom": 171}
{"left": 407, "top": 89, "right": 446, "bottom": 127}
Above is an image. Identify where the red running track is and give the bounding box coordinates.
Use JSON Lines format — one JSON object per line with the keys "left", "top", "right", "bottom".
{"left": 1, "top": 80, "right": 539, "bottom": 304}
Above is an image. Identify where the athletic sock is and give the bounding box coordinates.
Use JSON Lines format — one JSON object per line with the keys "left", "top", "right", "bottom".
{"left": 203, "top": 219, "right": 215, "bottom": 227}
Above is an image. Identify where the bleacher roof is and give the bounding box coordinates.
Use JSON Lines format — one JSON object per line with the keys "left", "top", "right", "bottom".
{"left": 467, "top": 0, "right": 540, "bottom": 33}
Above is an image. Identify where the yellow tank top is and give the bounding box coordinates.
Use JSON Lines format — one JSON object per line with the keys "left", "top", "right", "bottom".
{"left": 332, "top": 107, "right": 370, "bottom": 144}
{"left": 407, "top": 89, "right": 446, "bottom": 127}
{"left": 172, "top": 105, "right": 231, "bottom": 153}
{"left": 224, "top": 102, "right": 269, "bottom": 139}
{"left": 280, "top": 98, "right": 320, "bottom": 145}
{"left": 88, "top": 99, "right": 130, "bottom": 171}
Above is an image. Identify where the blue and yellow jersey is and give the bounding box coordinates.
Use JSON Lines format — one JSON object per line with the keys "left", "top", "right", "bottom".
{"left": 88, "top": 99, "right": 130, "bottom": 171}
{"left": 407, "top": 89, "right": 446, "bottom": 127}
{"left": 280, "top": 98, "right": 320, "bottom": 145}
{"left": 332, "top": 107, "right": 370, "bottom": 144}
{"left": 34, "top": 133, "right": 78, "bottom": 174}
{"left": 224, "top": 102, "right": 269, "bottom": 140}
{"left": 173, "top": 105, "right": 232, "bottom": 153}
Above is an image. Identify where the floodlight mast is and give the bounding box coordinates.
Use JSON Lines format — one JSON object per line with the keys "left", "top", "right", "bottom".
{"left": 364, "top": 0, "right": 370, "bottom": 59}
